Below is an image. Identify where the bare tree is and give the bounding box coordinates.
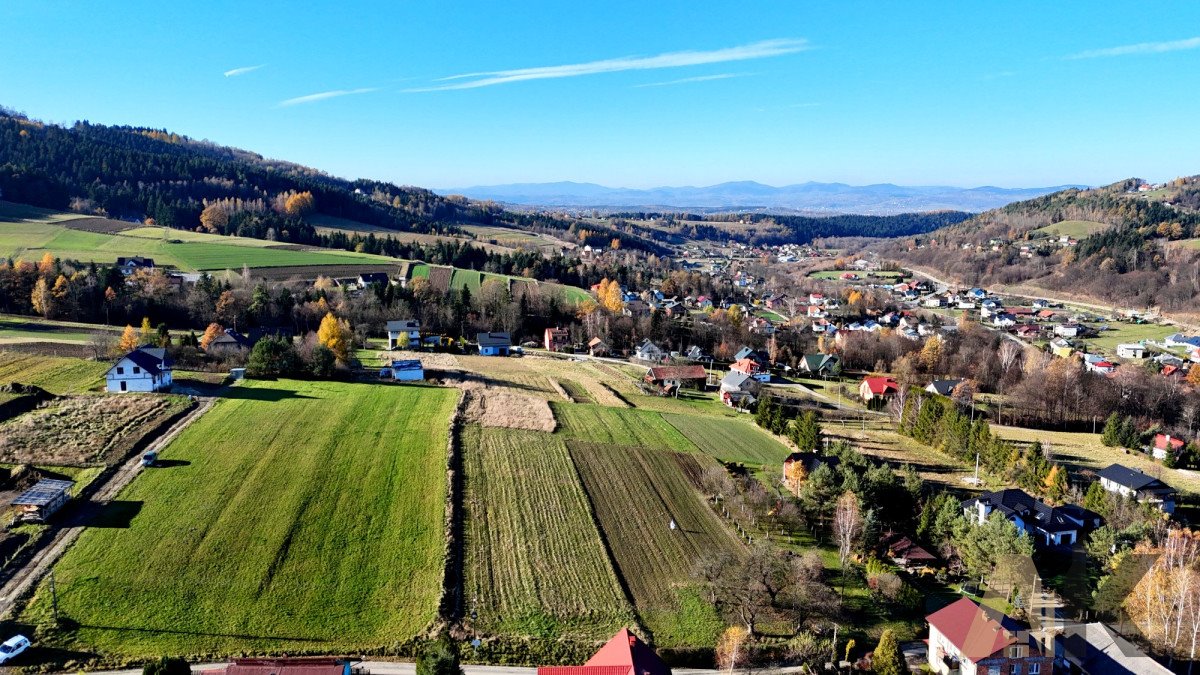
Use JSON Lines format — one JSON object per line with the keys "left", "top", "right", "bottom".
{"left": 833, "top": 491, "right": 863, "bottom": 570}
{"left": 87, "top": 331, "right": 116, "bottom": 361}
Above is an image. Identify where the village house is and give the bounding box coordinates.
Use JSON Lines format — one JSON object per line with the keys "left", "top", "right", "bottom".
{"left": 1051, "top": 338, "right": 1074, "bottom": 359}
{"left": 859, "top": 376, "right": 900, "bottom": 404}
{"left": 1165, "top": 333, "right": 1200, "bottom": 350}
{"left": 730, "top": 357, "right": 770, "bottom": 382}
{"left": 961, "top": 488, "right": 1101, "bottom": 547}
{"left": 733, "top": 346, "right": 769, "bottom": 368}
{"left": 634, "top": 339, "right": 666, "bottom": 362}
{"left": 1097, "top": 464, "right": 1176, "bottom": 514}
{"left": 544, "top": 326, "right": 570, "bottom": 352}
{"left": 1115, "top": 343, "right": 1146, "bottom": 359}
{"left": 927, "top": 597, "right": 1054, "bottom": 675}
{"left": 1014, "top": 324, "right": 1041, "bottom": 340}
{"left": 205, "top": 328, "right": 254, "bottom": 356}
{"left": 1055, "top": 323, "right": 1084, "bottom": 338}
{"left": 476, "top": 332, "right": 512, "bottom": 356}
{"left": 881, "top": 531, "right": 938, "bottom": 572}
{"left": 992, "top": 313, "right": 1017, "bottom": 328}
{"left": 357, "top": 272, "right": 391, "bottom": 288}
{"left": 925, "top": 379, "right": 964, "bottom": 397}
{"left": 537, "top": 627, "right": 670, "bottom": 675}
{"left": 587, "top": 337, "right": 609, "bottom": 357}
{"left": 1147, "top": 433, "right": 1185, "bottom": 461}
{"left": 719, "top": 370, "right": 761, "bottom": 407}
{"left": 386, "top": 319, "right": 421, "bottom": 350}
{"left": 1083, "top": 354, "right": 1116, "bottom": 375}
{"left": 798, "top": 353, "right": 840, "bottom": 376}
{"left": 116, "top": 256, "right": 155, "bottom": 276}
{"left": 106, "top": 346, "right": 173, "bottom": 393}
{"left": 1057, "top": 623, "right": 1173, "bottom": 675}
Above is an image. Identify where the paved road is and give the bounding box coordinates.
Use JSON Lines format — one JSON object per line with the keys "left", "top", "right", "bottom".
{"left": 0, "top": 397, "right": 216, "bottom": 619}
{"left": 86, "top": 662, "right": 807, "bottom": 675}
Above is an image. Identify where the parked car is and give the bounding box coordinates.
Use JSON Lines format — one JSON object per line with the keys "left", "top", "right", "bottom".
{"left": 141, "top": 451, "right": 158, "bottom": 467}
{"left": 0, "top": 635, "right": 30, "bottom": 664}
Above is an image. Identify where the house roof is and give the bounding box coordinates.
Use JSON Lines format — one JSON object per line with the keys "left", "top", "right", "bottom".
{"left": 963, "top": 488, "right": 1083, "bottom": 534}
{"left": 108, "top": 346, "right": 172, "bottom": 377}
{"left": 730, "top": 358, "right": 761, "bottom": 374}
{"left": 389, "top": 359, "right": 423, "bottom": 371}
{"left": 12, "top": 479, "right": 74, "bottom": 507}
{"left": 588, "top": 337, "right": 607, "bottom": 347}
{"left": 926, "top": 379, "right": 963, "bottom": 396}
{"left": 223, "top": 658, "right": 348, "bottom": 675}
{"left": 386, "top": 319, "right": 420, "bottom": 331}
{"left": 926, "top": 597, "right": 1020, "bottom": 662}
{"left": 801, "top": 353, "right": 838, "bottom": 370}
{"left": 783, "top": 451, "right": 839, "bottom": 474}
{"left": 862, "top": 376, "right": 899, "bottom": 395}
{"left": 647, "top": 365, "right": 707, "bottom": 382}
{"left": 734, "top": 346, "right": 755, "bottom": 360}
{"left": 884, "top": 533, "right": 937, "bottom": 562}
{"left": 358, "top": 272, "right": 390, "bottom": 285}
{"left": 1058, "top": 623, "right": 1173, "bottom": 675}
{"left": 477, "top": 332, "right": 511, "bottom": 347}
{"left": 1097, "top": 464, "right": 1176, "bottom": 494}
{"left": 720, "top": 370, "right": 759, "bottom": 391}
{"left": 1153, "top": 434, "right": 1185, "bottom": 450}
{"left": 583, "top": 628, "right": 671, "bottom": 675}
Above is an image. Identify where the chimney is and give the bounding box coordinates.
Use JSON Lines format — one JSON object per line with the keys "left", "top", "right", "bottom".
{"left": 628, "top": 634, "right": 637, "bottom": 647}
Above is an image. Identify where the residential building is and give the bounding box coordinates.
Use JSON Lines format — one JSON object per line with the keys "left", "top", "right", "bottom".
{"left": 634, "top": 339, "right": 666, "bottom": 362}
{"left": 859, "top": 376, "right": 900, "bottom": 404}
{"left": 1165, "top": 333, "right": 1200, "bottom": 350}
{"left": 386, "top": 320, "right": 421, "bottom": 350}
{"left": 1116, "top": 343, "right": 1146, "bottom": 359}
{"left": 106, "top": 346, "right": 173, "bottom": 393}
{"left": 221, "top": 659, "right": 353, "bottom": 675}
{"left": 116, "top": 256, "right": 155, "bottom": 276}
{"left": 205, "top": 328, "right": 254, "bottom": 356}
{"left": 992, "top": 313, "right": 1017, "bottom": 328}
{"left": 379, "top": 359, "right": 424, "bottom": 381}
{"left": 1148, "top": 433, "right": 1185, "bottom": 461}
{"left": 476, "top": 332, "right": 512, "bottom": 356}
{"left": 1083, "top": 354, "right": 1116, "bottom": 375}
{"left": 587, "top": 337, "right": 609, "bottom": 357}
{"left": 644, "top": 365, "right": 707, "bottom": 394}
{"left": 544, "top": 326, "right": 570, "bottom": 352}
{"left": 730, "top": 358, "right": 769, "bottom": 382}
{"left": 798, "top": 353, "right": 840, "bottom": 375}
{"left": 1051, "top": 338, "right": 1074, "bottom": 358}
{"left": 782, "top": 451, "right": 840, "bottom": 492}
{"left": 927, "top": 598, "right": 1053, "bottom": 675}
{"left": 1055, "top": 324, "right": 1084, "bottom": 338}
{"left": 1057, "top": 623, "right": 1172, "bottom": 675}
{"left": 357, "top": 272, "right": 391, "bottom": 288}
{"left": 961, "top": 488, "right": 1100, "bottom": 547}
{"left": 537, "top": 627, "right": 670, "bottom": 675}
{"left": 1096, "top": 464, "right": 1176, "bottom": 514}
{"left": 719, "top": 370, "right": 761, "bottom": 406}
{"left": 925, "top": 379, "right": 964, "bottom": 397}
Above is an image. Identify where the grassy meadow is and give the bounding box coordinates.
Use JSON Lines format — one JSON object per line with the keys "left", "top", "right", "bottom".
{"left": 0, "top": 351, "right": 108, "bottom": 393}
{"left": 1033, "top": 220, "right": 1110, "bottom": 238}
{"left": 23, "top": 379, "right": 455, "bottom": 657}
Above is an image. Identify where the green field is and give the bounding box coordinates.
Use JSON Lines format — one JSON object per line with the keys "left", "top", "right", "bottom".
{"left": 662, "top": 413, "right": 791, "bottom": 466}
{"left": 0, "top": 205, "right": 397, "bottom": 272}
{"left": 0, "top": 351, "right": 108, "bottom": 393}
{"left": 406, "top": 263, "right": 589, "bottom": 304}
{"left": 1083, "top": 322, "right": 1176, "bottom": 356}
{"left": 567, "top": 441, "right": 735, "bottom": 646}
{"left": 462, "top": 425, "right": 635, "bottom": 639}
{"left": 552, "top": 403, "right": 696, "bottom": 450}
{"left": 23, "top": 379, "right": 455, "bottom": 657}
{"left": 1033, "top": 220, "right": 1110, "bottom": 238}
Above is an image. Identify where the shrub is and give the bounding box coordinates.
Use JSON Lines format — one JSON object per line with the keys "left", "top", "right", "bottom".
{"left": 143, "top": 656, "right": 190, "bottom": 675}
{"left": 417, "top": 635, "right": 463, "bottom": 675}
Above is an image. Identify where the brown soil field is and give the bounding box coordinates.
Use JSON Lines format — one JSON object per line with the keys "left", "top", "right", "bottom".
{"left": 0, "top": 394, "right": 189, "bottom": 465}
{"left": 427, "top": 266, "right": 453, "bottom": 293}
{"left": 461, "top": 381, "right": 555, "bottom": 432}
{"left": 61, "top": 217, "right": 139, "bottom": 234}
{"left": 246, "top": 263, "right": 402, "bottom": 281}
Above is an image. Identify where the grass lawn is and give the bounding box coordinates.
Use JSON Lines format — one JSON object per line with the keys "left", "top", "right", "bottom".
{"left": 22, "top": 378, "right": 455, "bottom": 657}
{"left": 462, "top": 425, "right": 635, "bottom": 639}
{"left": 993, "top": 425, "right": 1200, "bottom": 495}
{"left": 552, "top": 403, "right": 697, "bottom": 451}
{"left": 0, "top": 351, "right": 108, "bottom": 393}
{"left": 0, "top": 315, "right": 123, "bottom": 345}
{"left": 1033, "top": 220, "right": 1110, "bottom": 238}
{"left": 1083, "top": 322, "right": 1176, "bottom": 356}
{"left": 662, "top": 413, "right": 791, "bottom": 466}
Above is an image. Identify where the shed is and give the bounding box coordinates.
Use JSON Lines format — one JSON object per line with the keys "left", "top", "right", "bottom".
{"left": 12, "top": 479, "right": 74, "bottom": 522}
{"left": 381, "top": 359, "right": 424, "bottom": 381}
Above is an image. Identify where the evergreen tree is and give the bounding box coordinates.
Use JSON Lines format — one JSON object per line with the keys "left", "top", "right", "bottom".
{"left": 1100, "top": 413, "right": 1122, "bottom": 447}
{"left": 1118, "top": 417, "right": 1140, "bottom": 449}
{"left": 872, "top": 630, "right": 905, "bottom": 675}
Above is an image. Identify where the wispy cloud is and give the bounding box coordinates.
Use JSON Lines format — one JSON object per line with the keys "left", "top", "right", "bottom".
{"left": 981, "top": 70, "right": 1016, "bottom": 81}
{"left": 634, "top": 73, "right": 746, "bottom": 88}
{"left": 223, "top": 65, "right": 264, "bottom": 78}
{"left": 278, "top": 87, "right": 378, "bottom": 107}
{"left": 408, "top": 38, "right": 808, "bottom": 92}
{"left": 1065, "top": 36, "right": 1200, "bottom": 60}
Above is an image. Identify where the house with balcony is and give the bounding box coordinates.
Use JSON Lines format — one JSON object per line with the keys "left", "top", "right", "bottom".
{"left": 927, "top": 597, "right": 1054, "bottom": 675}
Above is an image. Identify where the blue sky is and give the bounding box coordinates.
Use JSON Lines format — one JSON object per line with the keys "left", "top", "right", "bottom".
{"left": 2, "top": 1, "right": 1199, "bottom": 189}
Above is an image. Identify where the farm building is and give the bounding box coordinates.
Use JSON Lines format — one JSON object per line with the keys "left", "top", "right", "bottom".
{"left": 477, "top": 332, "right": 512, "bottom": 356}
{"left": 644, "top": 365, "right": 707, "bottom": 395}
{"left": 386, "top": 319, "right": 421, "bottom": 350}
{"left": 11, "top": 478, "right": 74, "bottom": 522}
{"left": 537, "top": 627, "right": 670, "bottom": 675}
{"left": 1097, "top": 464, "right": 1176, "bottom": 514}
{"left": 222, "top": 658, "right": 354, "bottom": 675}
{"left": 587, "top": 336, "right": 609, "bottom": 357}
{"left": 544, "top": 326, "right": 570, "bottom": 352}
{"left": 379, "top": 359, "right": 424, "bottom": 382}
{"left": 859, "top": 376, "right": 899, "bottom": 404}
{"left": 106, "top": 346, "right": 173, "bottom": 393}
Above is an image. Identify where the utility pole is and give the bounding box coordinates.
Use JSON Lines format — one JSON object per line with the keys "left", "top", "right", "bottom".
{"left": 974, "top": 452, "right": 980, "bottom": 486}
{"left": 49, "top": 568, "right": 59, "bottom": 625}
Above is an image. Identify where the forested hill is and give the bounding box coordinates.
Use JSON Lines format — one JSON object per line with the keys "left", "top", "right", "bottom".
{"left": 0, "top": 108, "right": 667, "bottom": 254}
{"left": 884, "top": 177, "right": 1200, "bottom": 313}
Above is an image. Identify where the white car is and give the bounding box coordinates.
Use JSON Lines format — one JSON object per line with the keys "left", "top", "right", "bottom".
{"left": 0, "top": 635, "right": 29, "bottom": 664}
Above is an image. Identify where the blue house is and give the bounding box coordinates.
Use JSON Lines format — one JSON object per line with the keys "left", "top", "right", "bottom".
{"left": 477, "top": 332, "right": 512, "bottom": 356}
{"left": 380, "top": 359, "right": 424, "bottom": 381}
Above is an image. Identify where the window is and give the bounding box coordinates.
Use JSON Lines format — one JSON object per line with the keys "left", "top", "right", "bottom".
{"left": 1011, "top": 664, "right": 1021, "bottom": 675}
{"left": 133, "top": 366, "right": 141, "bottom": 374}
{"left": 117, "top": 367, "right": 124, "bottom": 375}
{"left": 1028, "top": 664, "right": 1040, "bottom": 675}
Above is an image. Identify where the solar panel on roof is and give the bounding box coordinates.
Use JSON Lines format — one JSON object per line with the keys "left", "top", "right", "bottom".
{"left": 12, "top": 479, "right": 74, "bottom": 506}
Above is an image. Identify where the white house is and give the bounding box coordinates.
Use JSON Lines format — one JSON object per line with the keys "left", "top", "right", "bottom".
{"left": 380, "top": 358, "right": 424, "bottom": 381}
{"left": 386, "top": 319, "right": 421, "bottom": 350}
{"left": 1097, "top": 464, "right": 1176, "bottom": 514}
{"left": 106, "top": 346, "right": 173, "bottom": 393}
{"left": 1116, "top": 343, "right": 1146, "bottom": 359}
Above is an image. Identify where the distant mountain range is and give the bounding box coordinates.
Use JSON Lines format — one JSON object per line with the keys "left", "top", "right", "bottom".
{"left": 440, "top": 181, "right": 1087, "bottom": 215}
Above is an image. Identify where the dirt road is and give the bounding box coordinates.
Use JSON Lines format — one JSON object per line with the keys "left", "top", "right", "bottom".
{"left": 0, "top": 397, "right": 216, "bottom": 619}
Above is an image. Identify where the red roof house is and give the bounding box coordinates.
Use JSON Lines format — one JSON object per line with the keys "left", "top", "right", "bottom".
{"left": 730, "top": 358, "right": 762, "bottom": 375}
{"left": 222, "top": 659, "right": 350, "bottom": 675}
{"left": 1150, "top": 433, "right": 1186, "bottom": 460}
{"left": 926, "top": 598, "right": 1052, "bottom": 675}
{"left": 538, "top": 628, "right": 671, "bottom": 675}
{"left": 859, "top": 376, "right": 900, "bottom": 402}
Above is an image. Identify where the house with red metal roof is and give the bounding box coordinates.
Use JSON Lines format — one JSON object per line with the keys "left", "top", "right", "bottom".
{"left": 927, "top": 598, "right": 1053, "bottom": 675}
{"left": 858, "top": 376, "right": 900, "bottom": 404}
{"left": 538, "top": 628, "right": 670, "bottom": 675}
